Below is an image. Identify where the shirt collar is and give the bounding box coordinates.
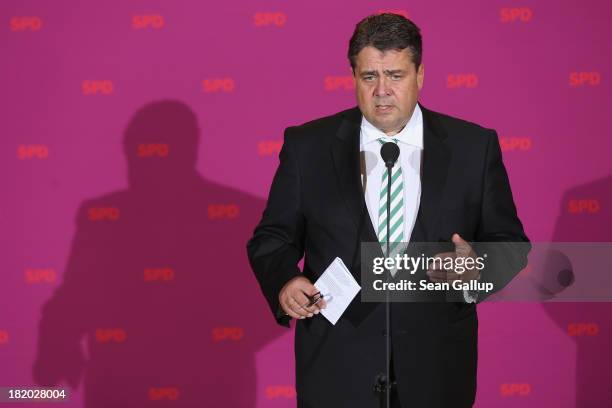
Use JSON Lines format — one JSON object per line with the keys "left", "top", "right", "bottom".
{"left": 360, "top": 103, "right": 423, "bottom": 149}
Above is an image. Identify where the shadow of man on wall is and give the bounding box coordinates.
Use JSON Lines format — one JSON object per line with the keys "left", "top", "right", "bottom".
{"left": 33, "top": 100, "right": 283, "bottom": 407}
{"left": 543, "top": 175, "right": 612, "bottom": 407}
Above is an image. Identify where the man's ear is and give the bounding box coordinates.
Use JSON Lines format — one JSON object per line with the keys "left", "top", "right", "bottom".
{"left": 417, "top": 63, "right": 425, "bottom": 90}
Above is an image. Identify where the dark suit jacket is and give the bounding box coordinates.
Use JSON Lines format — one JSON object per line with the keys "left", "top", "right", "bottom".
{"left": 247, "top": 103, "right": 530, "bottom": 408}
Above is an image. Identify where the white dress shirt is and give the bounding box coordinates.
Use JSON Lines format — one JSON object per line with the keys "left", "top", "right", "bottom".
{"left": 359, "top": 104, "right": 476, "bottom": 302}
{"left": 359, "top": 103, "right": 423, "bottom": 242}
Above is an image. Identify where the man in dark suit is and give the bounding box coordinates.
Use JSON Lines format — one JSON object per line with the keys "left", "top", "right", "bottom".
{"left": 247, "top": 13, "right": 530, "bottom": 408}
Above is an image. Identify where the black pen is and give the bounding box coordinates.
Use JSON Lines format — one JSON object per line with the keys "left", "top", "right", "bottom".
{"left": 304, "top": 292, "right": 326, "bottom": 308}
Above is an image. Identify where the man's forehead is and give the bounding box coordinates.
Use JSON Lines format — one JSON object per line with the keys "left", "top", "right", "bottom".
{"left": 355, "top": 47, "right": 413, "bottom": 70}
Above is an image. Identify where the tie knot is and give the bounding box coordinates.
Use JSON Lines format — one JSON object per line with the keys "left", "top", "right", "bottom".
{"left": 378, "top": 137, "right": 398, "bottom": 145}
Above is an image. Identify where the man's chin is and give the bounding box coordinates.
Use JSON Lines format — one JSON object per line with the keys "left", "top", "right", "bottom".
{"left": 372, "top": 118, "right": 398, "bottom": 132}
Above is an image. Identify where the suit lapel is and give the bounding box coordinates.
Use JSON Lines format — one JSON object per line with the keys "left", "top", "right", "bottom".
{"left": 413, "top": 103, "right": 451, "bottom": 242}
{"left": 331, "top": 107, "right": 379, "bottom": 247}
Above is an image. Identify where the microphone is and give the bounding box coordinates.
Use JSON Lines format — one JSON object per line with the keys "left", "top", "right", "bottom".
{"left": 380, "top": 142, "right": 400, "bottom": 168}
{"left": 376, "top": 140, "right": 400, "bottom": 408}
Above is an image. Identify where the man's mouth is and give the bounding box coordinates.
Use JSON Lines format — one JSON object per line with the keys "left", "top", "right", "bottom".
{"left": 375, "top": 105, "right": 393, "bottom": 112}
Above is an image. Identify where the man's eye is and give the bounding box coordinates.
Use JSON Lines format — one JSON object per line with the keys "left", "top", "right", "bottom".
{"left": 363, "top": 76, "right": 375, "bottom": 81}
{"left": 391, "top": 75, "right": 403, "bottom": 80}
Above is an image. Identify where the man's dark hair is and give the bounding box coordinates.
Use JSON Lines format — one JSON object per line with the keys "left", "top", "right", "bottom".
{"left": 348, "top": 13, "right": 422, "bottom": 72}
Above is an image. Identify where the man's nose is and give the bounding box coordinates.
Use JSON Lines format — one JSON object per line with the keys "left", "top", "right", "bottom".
{"left": 374, "top": 77, "right": 390, "bottom": 96}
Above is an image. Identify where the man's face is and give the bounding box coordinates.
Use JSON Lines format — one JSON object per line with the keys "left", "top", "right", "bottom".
{"left": 353, "top": 46, "right": 424, "bottom": 136}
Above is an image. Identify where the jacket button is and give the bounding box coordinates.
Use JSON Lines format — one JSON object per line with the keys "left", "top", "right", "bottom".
{"left": 382, "top": 329, "right": 388, "bottom": 336}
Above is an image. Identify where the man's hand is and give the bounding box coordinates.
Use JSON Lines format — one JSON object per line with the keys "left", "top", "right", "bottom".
{"left": 426, "top": 233, "right": 481, "bottom": 284}
{"left": 279, "top": 276, "right": 327, "bottom": 319}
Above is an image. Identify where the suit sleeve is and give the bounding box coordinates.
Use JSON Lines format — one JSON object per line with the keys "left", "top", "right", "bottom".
{"left": 472, "top": 129, "right": 531, "bottom": 301}
{"left": 246, "top": 128, "right": 305, "bottom": 327}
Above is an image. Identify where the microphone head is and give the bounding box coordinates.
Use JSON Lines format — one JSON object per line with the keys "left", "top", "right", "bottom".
{"left": 380, "top": 142, "right": 400, "bottom": 167}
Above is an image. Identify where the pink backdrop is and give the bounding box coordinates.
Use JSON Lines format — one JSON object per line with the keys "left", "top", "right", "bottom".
{"left": 2, "top": 0, "right": 611, "bottom": 406}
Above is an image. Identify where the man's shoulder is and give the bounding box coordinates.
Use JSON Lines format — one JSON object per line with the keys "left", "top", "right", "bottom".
{"left": 422, "top": 105, "right": 495, "bottom": 137}
{"left": 282, "top": 106, "right": 359, "bottom": 146}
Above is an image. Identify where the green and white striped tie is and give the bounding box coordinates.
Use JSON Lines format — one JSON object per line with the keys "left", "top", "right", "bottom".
{"left": 377, "top": 138, "right": 404, "bottom": 257}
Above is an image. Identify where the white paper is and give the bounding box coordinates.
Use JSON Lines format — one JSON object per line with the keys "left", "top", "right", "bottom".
{"left": 313, "top": 257, "right": 361, "bottom": 325}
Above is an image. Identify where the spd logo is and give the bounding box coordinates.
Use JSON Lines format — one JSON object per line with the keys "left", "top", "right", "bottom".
{"left": 500, "top": 383, "right": 531, "bottom": 397}
{"left": 258, "top": 140, "right": 283, "bottom": 156}
{"left": 149, "top": 387, "right": 180, "bottom": 400}
{"left": 0, "top": 330, "right": 8, "bottom": 344}
{"left": 212, "top": 327, "right": 244, "bottom": 342}
{"left": 500, "top": 8, "right": 533, "bottom": 23}
{"left": 82, "top": 80, "right": 114, "bottom": 95}
{"left": 254, "top": 12, "right": 287, "bottom": 27}
{"left": 265, "top": 385, "right": 296, "bottom": 399}
{"left": 144, "top": 268, "right": 175, "bottom": 282}
{"left": 447, "top": 74, "right": 478, "bottom": 88}
{"left": 208, "top": 204, "right": 239, "bottom": 219}
{"left": 10, "top": 17, "right": 42, "bottom": 31}
{"left": 376, "top": 9, "right": 409, "bottom": 18}
{"left": 202, "top": 78, "right": 235, "bottom": 93}
{"left": 18, "top": 145, "right": 48, "bottom": 159}
{"left": 324, "top": 76, "right": 355, "bottom": 91}
{"left": 567, "top": 199, "right": 600, "bottom": 214}
{"left": 88, "top": 207, "right": 120, "bottom": 221}
{"left": 569, "top": 72, "right": 601, "bottom": 86}
{"left": 132, "top": 15, "right": 164, "bottom": 29}
{"left": 500, "top": 137, "right": 532, "bottom": 152}
{"left": 568, "top": 323, "right": 599, "bottom": 336}
{"left": 95, "top": 328, "right": 126, "bottom": 343}
{"left": 25, "top": 268, "right": 57, "bottom": 284}
{"left": 138, "top": 143, "right": 169, "bottom": 158}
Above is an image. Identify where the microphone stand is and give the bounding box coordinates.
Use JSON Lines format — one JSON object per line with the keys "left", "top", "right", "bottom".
{"left": 384, "top": 157, "right": 393, "bottom": 408}
{"left": 374, "top": 146, "right": 397, "bottom": 408}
